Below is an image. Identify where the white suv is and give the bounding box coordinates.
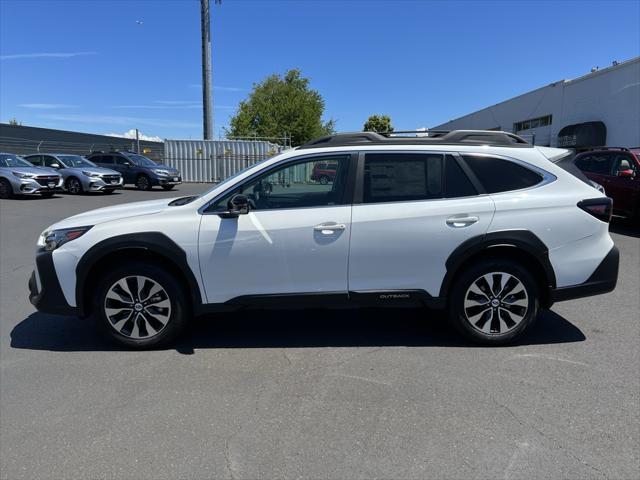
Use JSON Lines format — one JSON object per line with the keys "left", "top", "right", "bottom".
{"left": 29, "top": 131, "right": 619, "bottom": 348}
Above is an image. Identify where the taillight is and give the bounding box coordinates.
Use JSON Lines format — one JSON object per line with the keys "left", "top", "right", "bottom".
{"left": 577, "top": 197, "right": 613, "bottom": 223}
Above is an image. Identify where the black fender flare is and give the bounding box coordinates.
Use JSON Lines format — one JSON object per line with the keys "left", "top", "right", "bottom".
{"left": 75, "top": 232, "right": 203, "bottom": 317}
{"left": 439, "top": 230, "right": 556, "bottom": 299}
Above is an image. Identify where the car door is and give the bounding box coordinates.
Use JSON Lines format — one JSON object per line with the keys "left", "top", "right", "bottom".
{"left": 198, "top": 153, "right": 355, "bottom": 304}
{"left": 348, "top": 152, "right": 494, "bottom": 298}
{"left": 113, "top": 155, "right": 135, "bottom": 183}
{"left": 608, "top": 153, "right": 639, "bottom": 216}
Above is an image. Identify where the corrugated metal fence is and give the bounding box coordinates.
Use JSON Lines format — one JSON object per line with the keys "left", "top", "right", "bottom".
{"left": 164, "top": 139, "right": 284, "bottom": 183}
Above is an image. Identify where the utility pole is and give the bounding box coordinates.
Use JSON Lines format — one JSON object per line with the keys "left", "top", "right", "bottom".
{"left": 200, "top": 0, "right": 214, "bottom": 139}
{"left": 135, "top": 128, "right": 140, "bottom": 153}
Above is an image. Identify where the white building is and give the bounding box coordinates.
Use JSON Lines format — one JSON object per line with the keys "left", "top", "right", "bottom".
{"left": 432, "top": 56, "right": 640, "bottom": 148}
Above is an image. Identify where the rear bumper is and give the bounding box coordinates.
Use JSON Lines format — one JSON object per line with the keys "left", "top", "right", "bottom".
{"left": 550, "top": 246, "right": 619, "bottom": 302}
{"left": 29, "top": 250, "right": 77, "bottom": 316}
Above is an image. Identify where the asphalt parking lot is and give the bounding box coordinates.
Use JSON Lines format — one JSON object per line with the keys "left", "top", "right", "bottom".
{"left": 1, "top": 185, "right": 639, "bottom": 480}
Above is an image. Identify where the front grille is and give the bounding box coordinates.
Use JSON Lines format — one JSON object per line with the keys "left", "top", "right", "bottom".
{"left": 35, "top": 176, "right": 59, "bottom": 186}
{"left": 102, "top": 175, "right": 121, "bottom": 182}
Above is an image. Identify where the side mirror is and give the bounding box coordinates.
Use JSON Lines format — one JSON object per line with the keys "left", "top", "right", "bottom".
{"left": 618, "top": 169, "right": 635, "bottom": 178}
{"left": 50, "top": 163, "right": 60, "bottom": 169}
{"left": 123, "top": 161, "right": 131, "bottom": 167}
{"left": 219, "top": 194, "right": 250, "bottom": 218}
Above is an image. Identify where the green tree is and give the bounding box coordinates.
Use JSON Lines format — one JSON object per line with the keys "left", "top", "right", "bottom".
{"left": 8, "top": 117, "right": 21, "bottom": 126}
{"left": 363, "top": 114, "right": 393, "bottom": 133}
{"left": 226, "top": 69, "right": 335, "bottom": 147}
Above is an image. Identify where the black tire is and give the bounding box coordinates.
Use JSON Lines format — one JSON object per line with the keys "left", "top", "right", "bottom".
{"left": 161, "top": 185, "right": 175, "bottom": 191}
{"left": 448, "top": 259, "right": 539, "bottom": 346}
{"left": 319, "top": 175, "right": 329, "bottom": 185}
{"left": 40, "top": 192, "right": 55, "bottom": 198}
{"left": 0, "top": 178, "right": 13, "bottom": 199}
{"left": 66, "top": 177, "right": 83, "bottom": 194}
{"left": 93, "top": 261, "right": 190, "bottom": 349}
{"left": 136, "top": 175, "right": 152, "bottom": 190}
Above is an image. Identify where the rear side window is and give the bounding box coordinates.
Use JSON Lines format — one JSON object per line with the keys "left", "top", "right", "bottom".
{"left": 362, "top": 153, "right": 477, "bottom": 203}
{"left": 462, "top": 154, "right": 543, "bottom": 193}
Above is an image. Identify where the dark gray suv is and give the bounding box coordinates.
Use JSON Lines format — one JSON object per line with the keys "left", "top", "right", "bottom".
{"left": 87, "top": 151, "right": 181, "bottom": 190}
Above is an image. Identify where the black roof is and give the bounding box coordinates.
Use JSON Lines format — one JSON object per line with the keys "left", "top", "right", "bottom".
{"left": 298, "top": 130, "right": 531, "bottom": 149}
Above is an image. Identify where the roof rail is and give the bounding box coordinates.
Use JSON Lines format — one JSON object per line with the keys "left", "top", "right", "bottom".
{"left": 298, "top": 130, "right": 531, "bottom": 149}
{"left": 581, "top": 146, "right": 631, "bottom": 152}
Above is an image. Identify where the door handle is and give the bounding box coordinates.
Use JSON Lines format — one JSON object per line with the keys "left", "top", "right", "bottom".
{"left": 313, "top": 223, "right": 346, "bottom": 234}
{"left": 446, "top": 216, "right": 479, "bottom": 228}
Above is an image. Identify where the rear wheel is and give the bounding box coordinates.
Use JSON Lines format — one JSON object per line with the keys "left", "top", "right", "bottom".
{"left": 136, "top": 175, "right": 152, "bottom": 190}
{"left": 448, "top": 259, "right": 539, "bottom": 345}
{"left": 0, "top": 178, "right": 12, "bottom": 199}
{"left": 94, "top": 262, "right": 189, "bottom": 348}
{"left": 319, "top": 175, "right": 329, "bottom": 185}
{"left": 161, "top": 185, "right": 175, "bottom": 191}
{"left": 66, "top": 177, "right": 83, "bottom": 194}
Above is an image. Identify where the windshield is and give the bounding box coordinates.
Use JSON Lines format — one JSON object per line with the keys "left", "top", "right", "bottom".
{"left": 0, "top": 154, "right": 33, "bottom": 168}
{"left": 125, "top": 154, "right": 157, "bottom": 167}
{"left": 58, "top": 155, "right": 96, "bottom": 168}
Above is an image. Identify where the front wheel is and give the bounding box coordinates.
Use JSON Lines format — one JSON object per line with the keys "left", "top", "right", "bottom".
{"left": 0, "top": 178, "right": 13, "bottom": 199}
{"left": 319, "top": 175, "right": 329, "bottom": 185}
{"left": 448, "top": 259, "right": 539, "bottom": 346}
{"left": 94, "top": 262, "right": 189, "bottom": 348}
{"left": 136, "top": 175, "right": 152, "bottom": 190}
{"left": 66, "top": 177, "right": 83, "bottom": 194}
{"left": 161, "top": 185, "right": 175, "bottom": 191}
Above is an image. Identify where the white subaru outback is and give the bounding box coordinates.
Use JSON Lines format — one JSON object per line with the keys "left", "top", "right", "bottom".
{"left": 29, "top": 130, "right": 619, "bottom": 348}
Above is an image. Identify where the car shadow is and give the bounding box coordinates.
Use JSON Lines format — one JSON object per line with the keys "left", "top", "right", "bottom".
{"left": 610, "top": 220, "right": 639, "bottom": 238}
{"left": 3, "top": 194, "right": 62, "bottom": 201}
{"left": 10, "top": 308, "right": 585, "bottom": 354}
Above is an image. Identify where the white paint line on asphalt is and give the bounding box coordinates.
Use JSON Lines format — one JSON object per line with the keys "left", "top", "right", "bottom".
{"left": 328, "top": 373, "right": 391, "bottom": 386}
{"left": 503, "top": 441, "right": 530, "bottom": 480}
{"left": 511, "top": 353, "right": 590, "bottom": 367}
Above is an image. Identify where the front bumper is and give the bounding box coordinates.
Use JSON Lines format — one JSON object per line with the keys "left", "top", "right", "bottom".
{"left": 86, "top": 175, "right": 123, "bottom": 191}
{"left": 15, "top": 177, "right": 62, "bottom": 195}
{"left": 550, "top": 246, "right": 619, "bottom": 302}
{"left": 153, "top": 175, "right": 182, "bottom": 186}
{"left": 29, "top": 249, "right": 77, "bottom": 316}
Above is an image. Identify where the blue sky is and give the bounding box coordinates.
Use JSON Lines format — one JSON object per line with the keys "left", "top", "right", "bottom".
{"left": 1, "top": 0, "right": 639, "bottom": 140}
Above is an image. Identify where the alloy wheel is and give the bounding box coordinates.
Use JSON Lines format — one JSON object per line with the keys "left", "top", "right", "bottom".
{"left": 104, "top": 275, "right": 171, "bottom": 339}
{"left": 137, "top": 176, "right": 150, "bottom": 190}
{"left": 463, "top": 272, "right": 528, "bottom": 335}
{"left": 68, "top": 178, "right": 81, "bottom": 194}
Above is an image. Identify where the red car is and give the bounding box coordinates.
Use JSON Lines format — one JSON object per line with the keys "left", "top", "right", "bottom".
{"left": 574, "top": 147, "right": 640, "bottom": 222}
{"left": 311, "top": 161, "right": 337, "bottom": 184}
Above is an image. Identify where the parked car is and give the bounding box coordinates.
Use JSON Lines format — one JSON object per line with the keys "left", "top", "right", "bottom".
{"left": 86, "top": 151, "right": 181, "bottom": 191}
{"left": 311, "top": 161, "right": 338, "bottom": 184}
{"left": 29, "top": 130, "right": 619, "bottom": 349}
{"left": 25, "top": 153, "right": 123, "bottom": 195}
{"left": 0, "top": 153, "right": 62, "bottom": 199}
{"left": 573, "top": 147, "right": 640, "bottom": 221}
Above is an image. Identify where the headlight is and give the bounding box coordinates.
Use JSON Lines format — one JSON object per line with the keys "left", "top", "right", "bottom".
{"left": 13, "top": 171, "right": 36, "bottom": 179}
{"left": 82, "top": 171, "right": 101, "bottom": 177}
{"left": 155, "top": 169, "right": 170, "bottom": 176}
{"left": 37, "top": 226, "right": 93, "bottom": 251}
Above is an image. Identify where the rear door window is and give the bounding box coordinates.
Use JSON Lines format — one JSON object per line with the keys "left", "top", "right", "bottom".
{"left": 363, "top": 153, "right": 443, "bottom": 203}
{"left": 462, "top": 154, "right": 543, "bottom": 193}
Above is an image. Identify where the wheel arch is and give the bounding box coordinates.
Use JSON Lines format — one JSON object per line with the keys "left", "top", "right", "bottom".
{"left": 440, "top": 230, "right": 556, "bottom": 308}
{"left": 75, "top": 232, "right": 202, "bottom": 317}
